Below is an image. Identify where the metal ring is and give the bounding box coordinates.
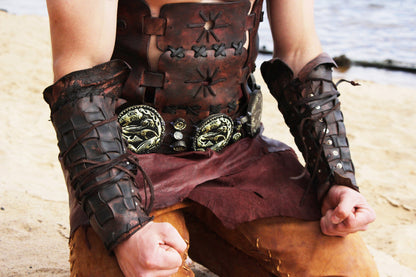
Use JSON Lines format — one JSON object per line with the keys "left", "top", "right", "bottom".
{"left": 192, "top": 113, "right": 234, "bottom": 152}
{"left": 118, "top": 105, "right": 165, "bottom": 154}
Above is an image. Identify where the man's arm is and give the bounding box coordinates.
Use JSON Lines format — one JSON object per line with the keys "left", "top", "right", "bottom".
{"left": 265, "top": 0, "right": 376, "bottom": 236}
{"left": 47, "top": 0, "right": 118, "bottom": 80}
{"left": 46, "top": 1, "right": 186, "bottom": 276}
{"left": 266, "top": 0, "right": 322, "bottom": 76}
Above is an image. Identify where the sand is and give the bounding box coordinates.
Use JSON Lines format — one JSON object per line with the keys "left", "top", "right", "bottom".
{"left": 0, "top": 11, "right": 415, "bottom": 277}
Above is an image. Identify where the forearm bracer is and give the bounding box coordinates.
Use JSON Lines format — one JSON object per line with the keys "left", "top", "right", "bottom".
{"left": 43, "top": 60, "right": 153, "bottom": 250}
{"left": 261, "top": 53, "right": 359, "bottom": 201}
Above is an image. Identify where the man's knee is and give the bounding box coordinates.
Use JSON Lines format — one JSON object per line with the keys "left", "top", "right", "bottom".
{"left": 235, "top": 217, "right": 379, "bottom": 276}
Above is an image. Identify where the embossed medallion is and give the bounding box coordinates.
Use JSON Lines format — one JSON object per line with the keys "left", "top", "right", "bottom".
{"left": 118, "top": 105, "right": 165, "bottom": 154}
{"left": 193, "top": 113, "right": 234, "bottom": 152}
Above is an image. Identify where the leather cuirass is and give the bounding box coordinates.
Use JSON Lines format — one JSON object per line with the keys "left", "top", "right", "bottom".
{"left": 112, "top": 0, "right": 264, "bottom": 153}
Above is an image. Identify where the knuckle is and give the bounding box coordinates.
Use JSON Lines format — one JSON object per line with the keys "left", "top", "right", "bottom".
{"left": 159, "top": 222, "right": 175, "bottom": 232}
{"left": 143, "top": 257, "right": 157, "bottom": 269}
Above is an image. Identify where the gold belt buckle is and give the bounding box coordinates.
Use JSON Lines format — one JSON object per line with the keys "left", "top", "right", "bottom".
{"left": 118, "top": 105, "right": 165, "bottom": 154}
{"left": 193, "top": 113, "right": 234, "bottom": 152}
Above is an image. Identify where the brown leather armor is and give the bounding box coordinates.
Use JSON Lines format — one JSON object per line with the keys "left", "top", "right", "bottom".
{"left": 43, "top": 60, "right": 153, "bottom": 250}
{"left": 261, "top": 53, "right": 359, "bottom": 201}
{"left": 112, "top": 0, "right": 264, "bottom": 153}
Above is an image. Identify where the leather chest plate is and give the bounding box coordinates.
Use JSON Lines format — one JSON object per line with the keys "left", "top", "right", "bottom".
{"left": 157, "top": 1, "right": 251, "bottom": 51}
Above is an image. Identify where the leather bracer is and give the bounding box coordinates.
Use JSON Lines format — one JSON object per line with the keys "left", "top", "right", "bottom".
{"left": 261, "top": 53, "right": 359, "bottom": 201}
{"left": 43, "top": 60, "right": 153, "bottom": 250}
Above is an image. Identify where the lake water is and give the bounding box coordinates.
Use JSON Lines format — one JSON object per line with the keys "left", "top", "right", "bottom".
{"left": 1, "top": 0, "right": 415, "bottom": 86}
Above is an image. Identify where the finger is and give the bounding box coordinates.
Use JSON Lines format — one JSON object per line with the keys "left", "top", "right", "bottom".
{"left": 352, "top": 204, "right": 376, "bottom": 228}
{"left": 322, "top": 210, "right": 370, "bottom": 237}
{"left": 159, "top": 223, "right": 187, "bottom": 254}
{"left": 334, "top": 202, "right": 376, "bottom": 233}
{"left": 331, "top": 194, "right": 356, "bottom": 224}
{"left": 321, "top": 216, "right": 349, "bottom": 237}
{"left": 321, "top": 210, "right": 341, "bottom": 236}
{"left": 321, "top": 210, "right": 352, "bottom": 237}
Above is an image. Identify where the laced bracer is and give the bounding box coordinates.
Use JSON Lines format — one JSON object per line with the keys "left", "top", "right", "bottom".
{"left": 261, "top": 53, "right": 359, "bottom": 201}
{"left": 43, "top": 60, "right": 153, "bottom": 250}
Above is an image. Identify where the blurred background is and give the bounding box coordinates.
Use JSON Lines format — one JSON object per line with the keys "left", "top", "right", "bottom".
{"left": 1, "top": 0, "right": 415, "bottom": 86}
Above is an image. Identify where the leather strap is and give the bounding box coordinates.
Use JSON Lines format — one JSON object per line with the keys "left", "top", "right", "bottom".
{"left": 143, "top": 17, "right": 166, "bottom": 36}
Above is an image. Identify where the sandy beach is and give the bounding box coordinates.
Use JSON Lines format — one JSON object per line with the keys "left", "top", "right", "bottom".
{"left": 0, "top": 12, "right": 415, "bottom": 277}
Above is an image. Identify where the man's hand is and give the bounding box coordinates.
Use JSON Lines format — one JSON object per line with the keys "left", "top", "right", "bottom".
{"left": 320, "top": 185, "right": 376, "bottom": 237}
{"left": 114, "top": 222, "right": 187, "bottom": 277}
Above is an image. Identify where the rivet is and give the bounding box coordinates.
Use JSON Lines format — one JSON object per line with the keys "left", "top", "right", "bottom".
{"left": 233, "top": 132, "right": 242, "bottom": 141}
{"left": 173, "top": 131, "right": 184, "bottom": 140}
{"left": 316, "top": 105, "right": 321, "bottom": 110}
{"left": 326, "top": 139, "right": 333, "bottom": 145}
{"left": 336, "top": 163, "right": 343, "bottom": 169}
{"left": 332, "top": 150, "right": 339, "bottom": 156}
{"left": 173, "top": 118, "right": 187, "bottom": 131}
{"left": 172, "top": 140, "right": 187, "bottom": 152}
{"left": 318, "top": 169, "right": 322, "bottom": 173}
{"left": 309, "top": 93, "right": 314, "bottom": 97}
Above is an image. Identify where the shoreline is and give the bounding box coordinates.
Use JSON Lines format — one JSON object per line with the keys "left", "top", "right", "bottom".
{"left": 1, "top": 12, "right": 416, "bottom": 277}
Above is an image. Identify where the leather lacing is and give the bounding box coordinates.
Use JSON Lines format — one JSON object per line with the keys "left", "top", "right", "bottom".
{"left": 61, "top": 115, "right": 155, "bottom": 214}
{"left": 288, "top": 78, "right": 359, "bottom": 203}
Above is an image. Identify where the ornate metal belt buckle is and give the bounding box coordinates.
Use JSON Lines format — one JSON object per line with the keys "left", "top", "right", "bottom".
{"left": 118, "top": 105, "right": 165, "bottom": 154}
{"left": 246, "top": 89, "right": 263, "bottom": 136}
{"left": 237, "top": 89, "right": 262, "bottom": 137}
{"left": 193, "top": 113, "right": 234, "bottom": 152}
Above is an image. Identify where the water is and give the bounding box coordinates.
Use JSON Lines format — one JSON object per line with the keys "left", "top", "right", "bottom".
{"left": 1, "top": 0, "right": 415, "bottom": 86}
{"left": 258, "top": 0, "right": 416, "bottom": 87}
{"left": 0, "top": 0, "right": 47, "bottom": 16}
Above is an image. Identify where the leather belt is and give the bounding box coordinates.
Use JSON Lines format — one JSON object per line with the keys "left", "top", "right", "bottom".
{"left": 117, "top": 90, "right": 262, "bottom": 154}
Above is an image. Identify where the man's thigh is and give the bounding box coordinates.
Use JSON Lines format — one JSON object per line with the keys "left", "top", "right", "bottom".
{"left": 186, "top": 203, "right": 379, "bottom": 277}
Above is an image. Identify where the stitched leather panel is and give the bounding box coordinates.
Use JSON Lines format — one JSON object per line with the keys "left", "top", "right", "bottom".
{"left": 155, "top": 48, "right": 248, "bottom": 118}
{"left": 157, "top": 1, "right": 251, "bottom": 51}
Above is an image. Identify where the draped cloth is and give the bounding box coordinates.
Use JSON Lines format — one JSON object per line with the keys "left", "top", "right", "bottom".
{"left": 68, "top": 131, "right": 321, "bottom": 234}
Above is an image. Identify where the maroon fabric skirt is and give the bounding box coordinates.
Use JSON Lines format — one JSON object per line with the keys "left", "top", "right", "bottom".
{"left": 68, "top": 133, "right": 321, "bottom": 234}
